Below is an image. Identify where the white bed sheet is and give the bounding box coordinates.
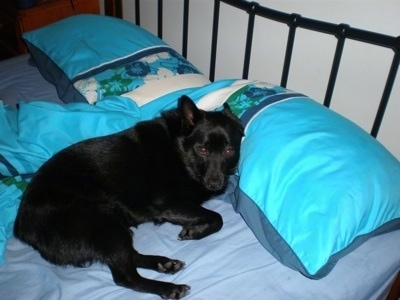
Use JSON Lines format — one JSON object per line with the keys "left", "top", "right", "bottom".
{"left": 1, "top": 192, "right": 399, "bottom": 300}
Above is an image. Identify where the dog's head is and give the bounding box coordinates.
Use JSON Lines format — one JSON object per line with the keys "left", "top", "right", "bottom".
{"left": 178, "top": 96, "right": 244, "bottom": 193}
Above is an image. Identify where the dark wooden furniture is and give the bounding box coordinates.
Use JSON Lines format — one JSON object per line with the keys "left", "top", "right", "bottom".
{"left": 0, "top": 0, "right": 100, "bottom": 59}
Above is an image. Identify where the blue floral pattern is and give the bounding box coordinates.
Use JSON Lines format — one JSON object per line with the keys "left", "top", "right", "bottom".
{"left": 73, "top": 49, "right": 202, "bottom": 103}
{"left": 226, "top": 83, "right": 288, "bottom": 117}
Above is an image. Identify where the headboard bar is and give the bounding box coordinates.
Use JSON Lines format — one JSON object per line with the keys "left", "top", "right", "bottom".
{"left": 242, "top": 3, "right": 257, "bottom": 80}
{"left": 182, "top": 0, "right": 190, "bottom": 58}
{"left": 157, "top": 0, "right": 163, "bottom": 39}
{"left": 280, "top": 14, "right": 299, "bottom": 89}
{"left": 209, "top": 0, "right": 221, "bottom": 82}
{"left": 372, "top": 51, "right": 400, "bottom": 137}
{"left": 324, "top": 24, "right": 348, "bottom": 108}
{"left": 126, "top": 0, "right": 399, "bottom": 137}
{"left": 134, "top": 0, "right": 140, "bottom": 26}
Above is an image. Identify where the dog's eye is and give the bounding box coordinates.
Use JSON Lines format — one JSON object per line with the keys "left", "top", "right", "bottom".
{"left": 197, "top": 146, "right": 209, "bottom": 156}
{"left": 223, "top": 148, "right": 235, "bottom": 158}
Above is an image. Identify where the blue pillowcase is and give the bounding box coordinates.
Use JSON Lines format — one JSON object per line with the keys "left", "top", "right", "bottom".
{"left": 234, "top": 96, "right": 400, "bottom": 278}
{"left": 22, "top": 15, "right": 170, "bottom": 103}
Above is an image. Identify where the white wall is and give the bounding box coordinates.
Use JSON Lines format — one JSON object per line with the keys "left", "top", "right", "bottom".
{"left": 118, "top": 0, "right": 400, "bottom": 159}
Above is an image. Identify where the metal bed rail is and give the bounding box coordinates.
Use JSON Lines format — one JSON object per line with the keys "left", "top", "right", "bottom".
{"left": 115, "top": 0, "right": 399, "bottom": 137}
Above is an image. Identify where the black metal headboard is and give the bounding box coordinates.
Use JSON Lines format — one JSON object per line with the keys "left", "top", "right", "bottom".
{"left": 106, "top": 0, "right": 399, "bottom": 138}
{"left": 211, "top": 1, "right": 400, "bottom": 138}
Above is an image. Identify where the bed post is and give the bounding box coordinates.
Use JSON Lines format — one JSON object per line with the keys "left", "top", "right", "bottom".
{"left": 182, "top": 0, "right": 189, "bottom": 58}
{"left": 209, "top": 0, "right": 221, "bottom": 82}
{"left": 157, "top": 0, "right": 163, "bottom": 38}
{"left": 387, "top": 271, "right": 400, "bottom": 300}
{"left": 323, "top": 24, "right": 349, "bottom": 108}
{"left": 104, "top": 0, "right": 122, "bottom": 18}
{"left": 242, "top": 2, "right": 257, "bottom": 79}
{"left": 371, "top": 38, "right": 400, "bottom": 137}
{"left": 135, "top": 0, "right": 140, "bottom": 25}
{"left": 280, "top": 13, "right": 300, "bottom": 88}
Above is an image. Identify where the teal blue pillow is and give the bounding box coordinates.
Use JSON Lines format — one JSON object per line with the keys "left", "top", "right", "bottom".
{"left": 233, "top": 97, "right": 400, "bottom": 278}
{"left": 22, "top": 15, "right": 170, "bottom": 103}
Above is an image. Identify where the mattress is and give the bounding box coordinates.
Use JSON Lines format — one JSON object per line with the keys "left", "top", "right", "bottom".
{"left": 0, "top": 54, "right": 399, "bottom": 300}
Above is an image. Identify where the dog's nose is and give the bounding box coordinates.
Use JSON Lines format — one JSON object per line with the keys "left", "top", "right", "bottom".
{"left": 207, "top": 178, "right": 222, "bottom": 190}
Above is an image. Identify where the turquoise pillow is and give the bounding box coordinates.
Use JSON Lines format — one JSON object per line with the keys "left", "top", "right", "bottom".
{"left": 234, "top": 97, "right": 400, "bottom": 278}
{"left": 22, "top": 15, "right": 170, "bottom": 103}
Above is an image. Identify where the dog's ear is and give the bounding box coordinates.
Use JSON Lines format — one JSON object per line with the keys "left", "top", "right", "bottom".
{"left": 180, "top": 96, "right": 201, "bottom": 127}
{"left": 222, "top": 103, "right": 237, "bottom": 118}
{"left": 222, "top": 103, "right": 245, "bottom": 136}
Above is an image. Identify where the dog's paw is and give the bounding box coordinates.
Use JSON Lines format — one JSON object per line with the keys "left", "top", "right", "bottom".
{"left": 161, "top": 284, "right": 191, "bottom": 299}
{"left": 157, "top": 259, "right": 185, "bottom": 274}
{"left": 178, "top": 225, "right": 208, "bottom": 240}
{"left": 178, "top": 228, "right": 194, "bottom": 240}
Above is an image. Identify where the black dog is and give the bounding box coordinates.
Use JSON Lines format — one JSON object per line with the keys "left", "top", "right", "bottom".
{"left": 14, "top": 96, "right": 243, "bottom": 299}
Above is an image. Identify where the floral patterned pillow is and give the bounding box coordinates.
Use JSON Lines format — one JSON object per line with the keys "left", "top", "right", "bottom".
{"left": 74, "top": 49, "right": 201, "bottom": 104}
{"left": 23, "top": 14, "right": 201, "bottom": 104}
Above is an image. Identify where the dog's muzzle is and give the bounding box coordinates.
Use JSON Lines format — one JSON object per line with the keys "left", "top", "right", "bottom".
{"left": 205, "top": 172, "right": 225, "bottom": 191}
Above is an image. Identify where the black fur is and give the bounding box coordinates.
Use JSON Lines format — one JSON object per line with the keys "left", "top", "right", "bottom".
{"left": 14, "top": 96, "right": 244, "bottom": 299}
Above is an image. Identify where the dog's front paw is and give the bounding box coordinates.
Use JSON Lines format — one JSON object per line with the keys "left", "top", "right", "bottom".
{"left": 161, "top": 284, "right": 191, "bottom": 299}
{"left": 178, "top": 225, "right": 207, "bottom": 240}
{"left": 157, "top": 259, "right": 185, "bottom": 274}
{"left": 178, "top": 228, "right": 195, "bottom": 240}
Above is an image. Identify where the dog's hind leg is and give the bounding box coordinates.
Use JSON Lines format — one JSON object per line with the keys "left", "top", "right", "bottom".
{"left": 133, "top": 253, "right": 186, "bottom": 274}
{"left": 101, "top": 223, "right": 190, "bottom": 299}
{"left": 109, "top": 260, "right": 190, "bottom": 299}
{"left": 159, "top": 205, "right": 223, "bottom": 240}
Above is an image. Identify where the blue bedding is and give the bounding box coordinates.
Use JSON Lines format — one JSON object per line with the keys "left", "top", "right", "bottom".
{"left": 0, "top": 97, "right": 141, "bottom": 178}
{"left": 1, "top": 79, "right": 400, "bottom": 281}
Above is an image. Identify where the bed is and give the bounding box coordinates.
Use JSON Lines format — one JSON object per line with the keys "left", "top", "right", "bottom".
{"left": 1, "top": 0, "right": 400, "bottom": 299}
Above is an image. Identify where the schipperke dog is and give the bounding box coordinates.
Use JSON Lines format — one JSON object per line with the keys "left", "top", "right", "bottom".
{"left": 14, "top": 96, "right": 244, "bottom": 299}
